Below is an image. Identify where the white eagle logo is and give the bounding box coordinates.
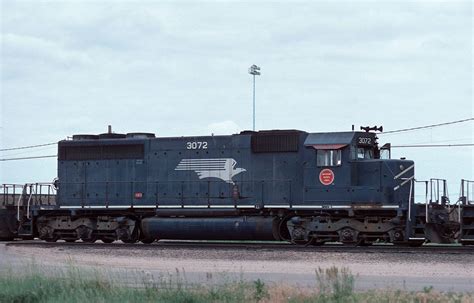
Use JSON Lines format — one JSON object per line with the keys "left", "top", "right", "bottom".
{"left": 175, "top": 158, "right": 246, "bottom": 184}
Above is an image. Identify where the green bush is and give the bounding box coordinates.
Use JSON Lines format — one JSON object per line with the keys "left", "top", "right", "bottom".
{"left": 0, "top": 265, "right": 472, "bottom": 303}
{"left": 0, "top": 265, "right": 260, "bottom": 303}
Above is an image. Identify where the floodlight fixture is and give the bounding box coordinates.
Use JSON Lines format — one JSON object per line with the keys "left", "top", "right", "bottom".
{"left": 248, "top": 64, "right": 261, "bottom": 131}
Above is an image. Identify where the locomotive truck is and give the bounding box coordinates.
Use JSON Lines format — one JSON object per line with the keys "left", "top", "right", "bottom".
{"left": 1, "top": 127, "right": 472, "bottom": 245}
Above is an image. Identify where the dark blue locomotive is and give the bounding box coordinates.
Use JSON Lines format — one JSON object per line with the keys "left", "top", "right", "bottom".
{"left": 37, "top": 128, "right": 420, "bottom": 245}
{"left": 1, "top": 128, "right": 466, "bottom": 245}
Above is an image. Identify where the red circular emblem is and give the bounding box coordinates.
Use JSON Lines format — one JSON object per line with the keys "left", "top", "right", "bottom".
{"left": 319, "top": 169, "right": 334, "bottom": 185}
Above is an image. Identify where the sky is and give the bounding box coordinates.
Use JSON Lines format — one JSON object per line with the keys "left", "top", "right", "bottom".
{"left": 1, "top": 0, "right": 473, "bottom": 199}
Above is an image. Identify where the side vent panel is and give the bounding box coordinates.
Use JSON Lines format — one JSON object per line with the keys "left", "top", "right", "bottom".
{"left": 251, "top": 131, "right": 300, "bottom": 153}
{"left": 59, "top": 144, "right": 144, "bottom": 160}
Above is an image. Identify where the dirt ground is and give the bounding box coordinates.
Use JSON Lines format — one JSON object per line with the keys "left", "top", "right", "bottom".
{"left": 1, "top": 242, "right": 473, "bottom": 292}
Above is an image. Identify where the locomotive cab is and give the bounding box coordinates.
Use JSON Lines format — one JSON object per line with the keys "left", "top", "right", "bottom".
{"left": 303, "top": 130, "right": 413, "bottom": 210}
{"left": 289, "top": 130, "right": 417, "bottom": 245}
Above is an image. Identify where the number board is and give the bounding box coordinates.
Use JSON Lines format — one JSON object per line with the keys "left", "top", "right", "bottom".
{"left": 186, "top": 141, "right": 208, "bottom": 150}
{"left": 356, "top": 136, "right": 374, "bottom": 147}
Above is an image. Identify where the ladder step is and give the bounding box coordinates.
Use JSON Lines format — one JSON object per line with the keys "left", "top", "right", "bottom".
{"left": 18, "top": 220, "right": 33, "bottom": 236}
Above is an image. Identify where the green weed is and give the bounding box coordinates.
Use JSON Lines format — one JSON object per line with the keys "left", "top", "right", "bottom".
{"left": 0, "top": 264, "right": 472, "bottom": 303}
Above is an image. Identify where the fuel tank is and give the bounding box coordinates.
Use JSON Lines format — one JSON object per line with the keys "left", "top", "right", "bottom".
{"left": 141, "top": 216, "right": 278, "bottom": 241}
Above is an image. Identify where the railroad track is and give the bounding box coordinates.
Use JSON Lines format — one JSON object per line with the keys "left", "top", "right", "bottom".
{"left": 5, "top": 240, "right": 474, "bottom": 254}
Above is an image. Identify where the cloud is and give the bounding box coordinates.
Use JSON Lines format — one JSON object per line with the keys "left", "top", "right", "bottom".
{"left": 2, "top": 33, "right": 92, "bottom": 67}
{"left": 0, "top": 1, "right": 472, "bottom": 185}
{"left": 206, "top": 121, "right": 241, "bottom": 135}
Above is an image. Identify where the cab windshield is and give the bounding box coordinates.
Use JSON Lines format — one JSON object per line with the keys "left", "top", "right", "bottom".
{"left": 357, "top": 148, "right": 374, "bottom": 159}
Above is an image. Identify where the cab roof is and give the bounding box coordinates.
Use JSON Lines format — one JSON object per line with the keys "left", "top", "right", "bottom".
{"left": 304, "top": 131, "right": 374, "bottom": 146}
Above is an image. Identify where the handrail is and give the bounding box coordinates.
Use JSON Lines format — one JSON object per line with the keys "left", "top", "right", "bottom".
{"left": 16, "top": 184, "right": 26, "bottom": 221}
{"left": 460, "top": 179, "right": 474, "bottom": 205}
{"left": 408, "top": 178, "right": 413, "bottom": 222}
{"left": 58, "top": 179, "right": 293, "bottom": 208}
{"left": 56, "top": 179, "right": 293, "bottom": 185}
{"left": 444, "top": 197, "right": 463, "bottom": 223}
{"left": 2, "top": 183, "right": 56, "bottom": 204}
{"left": 454, "top": 198, "right": 462, "bottom": 223}
{"left": 414, "top": 180, "right": 429, "bottom": 223}
{"left": 429, "top": 178, "right": 448, "bottom": 204}
{"left": 26, "top": 185, "right": 35, "bottom": 219}
{"left": 0, "top": 183, "right": 57, "bottom": 221}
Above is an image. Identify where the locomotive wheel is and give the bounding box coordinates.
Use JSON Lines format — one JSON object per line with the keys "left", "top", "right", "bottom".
{"left": 310, "top": 240, "right": 324, "bottom": 246}
{"left": 357, "top": 237, "right": 373, "bottom": 246}
{"left": 45, "top": 236, "right": 59, "bottom": 243}
{"left": 101, "top": 238, "right": 115, "bottom": 244}
{"left": 139, "top": 224, "right": 154, "bottom": 244}
{"left": 408, "top": 240, "right": 424, "bottom": 247}
{"left": 122, "top": 227, "right": 140, "bottom": 244}
{"left": 339, "top": 228, "right": 360, "bottom": 246}
{"left": 341, "top": 237, "right": 365, "bottom": 247}
{"left": 292, "top": 238, "right": 315, "bottom": 247}
{"left": 341, "top": 241, "right": 361, "bottom": 247}
{"left": 122, "top": 239, "right": 137, "bottom": 244}
{"left": 140, "top": 237, "right": 155, "bottom": 244}
{"left": 277, "top": 216, "right": 292, "bottom": 241}
{"left": 82, "top": 235, "right": 97, "bottom": 243}
{"left": 394, "top": 240, "right": 424, "bottom": 247}
{"left": 65, "top": 239, "right": 77, "bottom": 243}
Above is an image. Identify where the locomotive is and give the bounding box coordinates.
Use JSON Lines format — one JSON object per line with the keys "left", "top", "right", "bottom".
{"left": 1, "top": 127, "right": 472, "bottom": 245}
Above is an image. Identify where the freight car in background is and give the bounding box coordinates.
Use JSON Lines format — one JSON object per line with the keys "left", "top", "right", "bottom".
{"left": 1, "top": 127, "right": 473, "bottom": 245}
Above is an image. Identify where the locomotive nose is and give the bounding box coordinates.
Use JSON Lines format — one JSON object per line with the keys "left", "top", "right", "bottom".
{"left": 393, "top": 160, "right": 415, "bottom": 181}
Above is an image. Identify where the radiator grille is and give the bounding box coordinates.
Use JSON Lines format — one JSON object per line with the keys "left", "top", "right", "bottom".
{"left": 251, "top": 131, "right": 300, "bottom": 153}
{"left": 59, "top": 144, "right": 144, "bottom": 160}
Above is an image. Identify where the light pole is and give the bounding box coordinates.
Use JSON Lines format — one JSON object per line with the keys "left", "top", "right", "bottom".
{"left": 248, "top": 64, "right": 261, "bottom": 131}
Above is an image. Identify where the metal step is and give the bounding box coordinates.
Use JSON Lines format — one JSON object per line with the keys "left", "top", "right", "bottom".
{"left": 17, "top": 220, "right": 33, "bottom": 237}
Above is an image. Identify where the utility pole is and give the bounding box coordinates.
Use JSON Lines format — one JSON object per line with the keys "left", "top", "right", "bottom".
{"left": 248, "top": 64, "right": 261, "bottom": 131}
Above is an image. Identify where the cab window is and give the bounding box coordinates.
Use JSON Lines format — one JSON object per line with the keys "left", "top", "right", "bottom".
{"left": 356, "top": 148, "right": 374, "bottom": 159}
{"left": 317, "top": 149, "right": 342, "bottom": 167}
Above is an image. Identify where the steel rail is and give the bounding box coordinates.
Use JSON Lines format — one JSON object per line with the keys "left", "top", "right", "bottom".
{"left": 5, "top": 240, "right": 474, "bottom": 254}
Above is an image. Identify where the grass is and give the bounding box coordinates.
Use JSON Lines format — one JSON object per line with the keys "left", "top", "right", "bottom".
{"left": 0, "top": 264, "right": 472, "bottom": 303}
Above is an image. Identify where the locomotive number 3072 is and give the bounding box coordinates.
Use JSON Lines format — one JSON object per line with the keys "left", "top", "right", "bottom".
{"left": 358, "top": 137, "right": 372, "bottom": 145}
{"left": 186, "top": 141, "right": 208, "bottom": 149}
